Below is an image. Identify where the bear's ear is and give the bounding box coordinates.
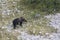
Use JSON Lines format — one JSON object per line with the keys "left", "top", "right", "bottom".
{"left": 20, "top": 17, "right": 23, "bottom": 20}
{"left": 20, "top": 17, "right": 23, "bottom": 19}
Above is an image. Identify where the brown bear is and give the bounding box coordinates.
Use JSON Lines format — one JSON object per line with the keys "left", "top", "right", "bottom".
{"left": 12, "top": 17, "right": 27, "bottom": 29}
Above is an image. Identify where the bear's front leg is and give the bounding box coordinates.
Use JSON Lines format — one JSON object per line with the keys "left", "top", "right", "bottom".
{"left": 20, "top": 22, "right": 22, "bottom": 27}
{"left": 13, "top": 23, "right": 17, "bottom": 29}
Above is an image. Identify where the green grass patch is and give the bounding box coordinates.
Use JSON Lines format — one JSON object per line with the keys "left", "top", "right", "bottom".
{"left": 24, "top": 18, "right": 57, "bottom": 35}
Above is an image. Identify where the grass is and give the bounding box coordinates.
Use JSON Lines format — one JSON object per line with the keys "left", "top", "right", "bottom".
{"left": 1, "top": 12, "right": 57, "bottom": 36}
{"left": 24, "top": 18, "right": 57, "bottom": 35}
{"left": 0, "top": 0, "right": 58, "bottom": 40}
{"left": 0, "top": 28, "right": 18, "bottom": 40}
{"left": 1, "top": 8, "right": 57, "bottom": 36}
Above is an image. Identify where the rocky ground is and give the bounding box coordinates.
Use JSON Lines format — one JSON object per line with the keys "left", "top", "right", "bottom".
{"left": 0, "top": 0, "right": 60, "bottom": 40}
{"left": 17, "top": 13, "right": 60, "bottom": 40}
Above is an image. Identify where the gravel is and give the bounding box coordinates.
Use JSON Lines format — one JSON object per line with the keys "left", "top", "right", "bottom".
{"left": 17, "top": 13, "right": 60, "bottom": 40}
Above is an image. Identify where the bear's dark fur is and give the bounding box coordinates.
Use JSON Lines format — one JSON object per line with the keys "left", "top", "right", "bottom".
{"left": 12, "top": 17, "right": 27, "bottom": 29}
